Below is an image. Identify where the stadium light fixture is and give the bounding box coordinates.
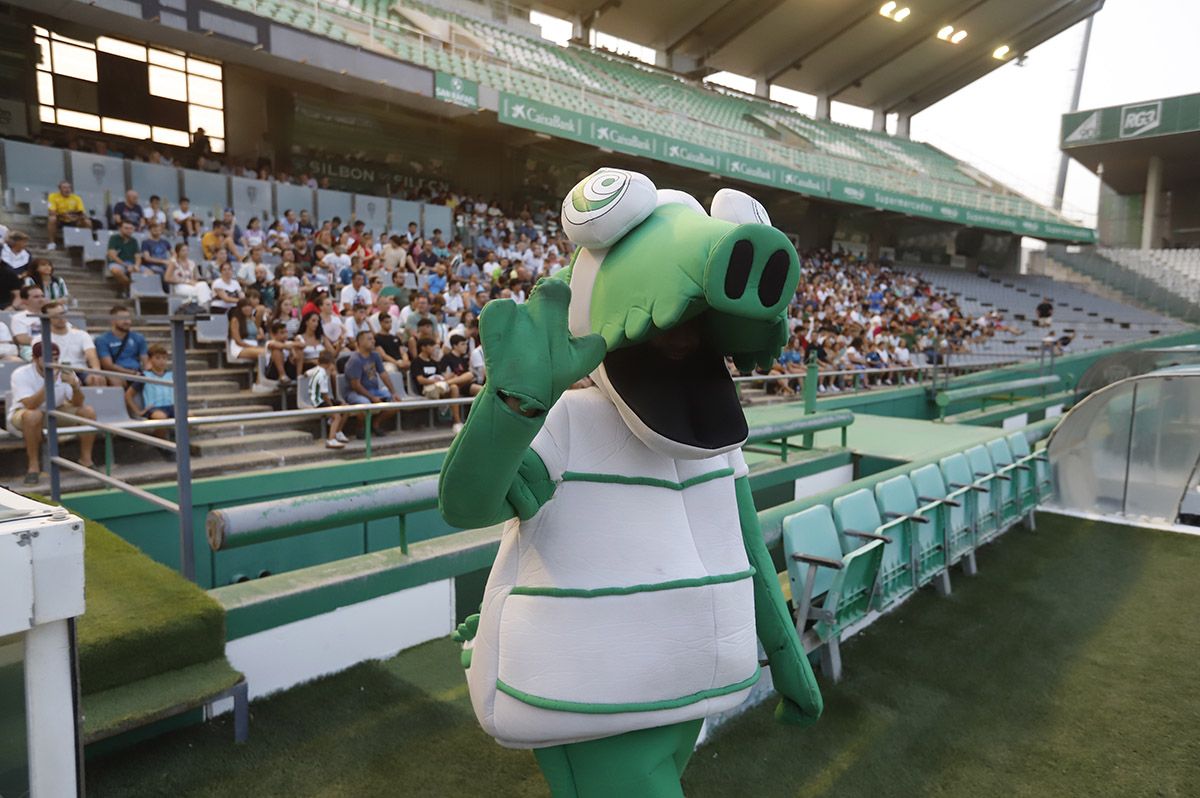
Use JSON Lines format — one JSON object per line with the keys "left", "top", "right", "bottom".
{"left": 992, "top": 44, "right": 1010, "bottom": 59}
{"left": 937, "top": 25, "right": 954, "bottom": 40}
{"left": 879, "top": 3, "right": 909, "bottom": 21}
{"left": 951, "top": 29, "right": 968, "bottom": 44}
{"left": 893, "top": 7, "right": 910, "bottom": 21}
{"left": 879, "top": 2, "right": 896, "bottom": 16}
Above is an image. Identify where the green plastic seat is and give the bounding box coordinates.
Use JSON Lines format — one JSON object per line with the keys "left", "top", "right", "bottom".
{"left": 909, "top": 463, "right": 977, "bottom": 575}
{"left": 1007, "top": 432, "right": 1052, "bottom": 502}
{"left": 940, "top": 452, "right": 997, "bottom": 545}
{"left": 965, "top": 445, "right": 1007, "bottom": 542}
{"left": 783, "top": 505, "right": 883, "bottom": 682}
{"left": 875, "top": 475, "right": 951, "bottom": 596}
{"left": 832, "top": 489, "right": 906, "bottom": 608}
{"left": 985, "top": 439, "right": 1023, "bottom": 526}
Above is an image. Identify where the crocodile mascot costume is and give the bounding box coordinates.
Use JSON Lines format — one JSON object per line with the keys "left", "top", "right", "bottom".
{"left": 439, "top": 167, "right": 822, "bottom": 797}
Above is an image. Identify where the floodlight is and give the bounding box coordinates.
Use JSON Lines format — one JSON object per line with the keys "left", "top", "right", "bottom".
{"left": 937, "top": 25, "right": 954, "bottom": 40}
{"left": 993, "top": 44, "right": 1010, "bottom": 59}
{"left": 879, "top": 2, "right": 897, "bottom": 16}
{"left": 893, "top": 8, "right": 911, "bottom": 22}
{"left": 951, "top": 29, "right": 968, "bottom": 44}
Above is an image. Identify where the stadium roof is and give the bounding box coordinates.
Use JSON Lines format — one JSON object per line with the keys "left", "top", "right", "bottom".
{"left": 531, "top": 0, "right": 1103, "bottom": 116}
{"left": 1061, "top": 92, "right": 1200, "bottom": 194}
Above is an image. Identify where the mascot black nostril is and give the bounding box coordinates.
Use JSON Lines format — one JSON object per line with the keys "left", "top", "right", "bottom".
{"left": 439, "top": 167, "right": 822, "bottom": 798}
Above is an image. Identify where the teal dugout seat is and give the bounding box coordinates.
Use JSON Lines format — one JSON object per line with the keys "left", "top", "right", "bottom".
{"left": 875, "top": 475, "right": 951, "bottom": 596}
{"left": 939, "top": 452, "right": 996, "bottom": 549}
{"left": 1007, "top": 432, "right": 1052, "bottom": 502}
{"left": 987, "top": 438, "right": 1034, "bottom": 524}
{"left": 783, "top": 505, "right": 884, "bottom": 682}
{"left": 909, "top": 463, "right": 978, "bottom": 576}
{"left": 965, "top": 445, "right": 1008, "bottom": 542}
{"left": 832, "top": 489, "right": 908, "bottom": 609}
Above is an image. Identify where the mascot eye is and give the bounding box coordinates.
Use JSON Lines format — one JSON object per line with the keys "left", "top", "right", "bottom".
{"left": 561, "top": 168, "right": 658, "bottom": 250}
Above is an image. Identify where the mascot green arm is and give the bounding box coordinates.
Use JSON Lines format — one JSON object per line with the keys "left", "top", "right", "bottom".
{"left": 736, "top": 476, "right": 823, "bottom": 726}
{"left": 438, "top": 279, "right": 606, "bottom": 530}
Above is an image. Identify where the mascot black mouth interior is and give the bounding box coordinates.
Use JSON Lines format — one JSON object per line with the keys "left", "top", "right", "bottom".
{"left": 439, "top": 167, "right": 822, "bottom": 797}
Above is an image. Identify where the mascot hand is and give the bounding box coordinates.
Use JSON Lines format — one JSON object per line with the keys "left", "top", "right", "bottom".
{"left": 452, "top": 614, "right": 480, "bottom": 670}
{"left": 769, "top": 653, "right": 823, "bottom": 728}
{"left": 479, "top": 279, "right": 606, "bottom": 414}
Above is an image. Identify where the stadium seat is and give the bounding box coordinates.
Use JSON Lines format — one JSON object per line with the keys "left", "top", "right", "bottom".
{"left": 130, "top": 272, "right": 169, "bottom": 317}
{"left": 987, "top": 438, "right": 1031, "bottom": 525}
{"left": 195, "top": 314, "right": 229, "bottom": 346}
{"left": 939, "top": 452, "right": 996, "bottom": 548}
{"left": 831, "top": 489, "right": 902, "bottom": 608}
{"left": 62, "top": 227, "right": 95, "bottom": 249}
{"left": 783, "top": 504, "right": 883, "bottom": 682}
{"left": 875, "top": 475, "right": 950, "bottom": 597}
{"left": 966, "top": 446, "right": 1007, "bottom": 543}
{"left": 1007, "top": 432, "right": 1052, "bottom": 503}
{"left": 908, "top": 463, "right": 978, "bottom": 576}
{"left": 81, "top": 386, "right": 130, "bottom": 426}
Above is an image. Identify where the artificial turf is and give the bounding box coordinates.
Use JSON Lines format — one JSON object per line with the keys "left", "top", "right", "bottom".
{"left": 85, "top": 513, "right": 1200, "bottom": 797}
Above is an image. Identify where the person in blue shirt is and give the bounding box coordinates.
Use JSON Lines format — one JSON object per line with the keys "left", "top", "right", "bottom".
{"left": 344, "top": 330, "right": 403, "bottom": 437}
{"left": 867, "top": 286, "right": 885, "bottom": 314}
{"left": 139, "top": 222, "right": 172, "bottom": 276}
{"left": 110, "top": 190, "right": 145, "bottom": 230}
{"left": 423, "top": 263, "right": 448, "bottom": 295}
{"left": 94, "top": 305, "right": 148, "bottom": 388}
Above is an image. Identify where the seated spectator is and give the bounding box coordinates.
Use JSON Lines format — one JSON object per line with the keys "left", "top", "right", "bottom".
{"left": 296, "top": 311, "right": 327, "bottom": 367}
{"left": 304, "top": 350, "right": 348, "bottom": 449}
{"left": 1, "top": 230, "right": 31, "bottom": 308}
{"left": 264, "top": 321, "right": 304, "bottom": 383}
{"left": 344, "top": 330, "right": 403, "bottom": 436}
{"left": 227, "top": 298, "right": 264, "bottom": 364}
{"left": 143, "top": 195, "right": 166, "bottom": 228}
{"left": 172, "top": 196, "right": 201, "bottom": 237}
{"left": 323, "top": 244, "right": 351, "bottom": 280}
{"left": 202, "top": 220, "right": 241, "bottom": 262}
{"left": 140, "top": 222, "right": 172, "bottom": 277}
{"left": 95, "top": 305, "right": 149, "bottom": 387}
{"left": 210, "top": 260, "right": 244, "bottom": 312}
{"left": 8, "top": 341, "right": 96, "bottom": 484}
{"left": 23, "top": 257, "right": 68, "bottom": 300}
{"left": 318, "top": 295, "right": 345, "bottom": 354}
{"left": 344, "top": 302, "right": 372, "bottom": 342}
{"left": 374, "top": 312, "right": 410, "bottom": 374}
{"left": 277, "top": 258, "right": 302, "bottom": 298}
{"left": 411, "top": 335, "right": 465, "bottom": 432}
{"left": 9, "top": 285, "right": 46, "bottom": 360}
{"left": 443, "top": 334, "right": 482, "bottom": 399}
{"left": 237, "top": 245, "right": 270, "bottom": 285}
{"left": 45, "top": 302, "right": 104, "bottom": 386}
{"left": 0, "top": 319, "right": 18, "bottom": 360}
{"left": 297, "top": 210, "right": 315, "bottom": 238}
{"left": 126, "top": 343, "right": 176, "bottom": 441}
{"left": 407, "top": 318, "right": 438, "bottom": 360}
{"left": 404, "top": 293, "right": 436, "bottom": 335}
{"left": 249, "top": 265, "right": 277, "bottom": 309}
{"left": 243, "top": 217, "right": 266, "bottom": 250}
{"left": 340, "top": 270, "right": 371, "bottom": 308}
{"left": 271, "top": 295, "right": 301, "bottom": 337}
{"left": 165, "top": 242, "right": 212, "bottom": 308}
{"left": 300, "top": 285, "right": 329, "bottom": 317}
{"left": 245, "top": 288, "right": 270, "bottom": 335}
{"left": 1035, "top": 297, "right": 1055, "bottom": 328}
{"left": 106, "top": 220, "right": 142, "bottom": 291}
{"left": 111, "top": 189, "right": 145, "bottom": 230}
{"left": 46, "top": 180, "right": 91, "bottom": 249}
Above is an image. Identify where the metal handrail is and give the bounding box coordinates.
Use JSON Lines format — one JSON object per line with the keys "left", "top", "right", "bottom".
{"left": 50, "top": 409, "right": 177, "bottom": 451}
{"left": 51, "top": 456, "right": 180, "bottom": 513}
{"left": 51, "top": 363, "right": 173, "bottom": 386}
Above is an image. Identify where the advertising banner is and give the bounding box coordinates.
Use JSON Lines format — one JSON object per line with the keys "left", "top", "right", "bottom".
{"left": 434, "top": 72, "right": 479, "bottom": 109}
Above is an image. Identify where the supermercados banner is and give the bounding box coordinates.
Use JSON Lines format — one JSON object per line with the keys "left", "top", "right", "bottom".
{"left": 497, "top": 92, "right": 1094, "bottom": 243}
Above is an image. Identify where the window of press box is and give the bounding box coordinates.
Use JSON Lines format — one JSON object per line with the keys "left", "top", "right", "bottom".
{"left": 35, "top": 27, "right": 225, "bottom": 154}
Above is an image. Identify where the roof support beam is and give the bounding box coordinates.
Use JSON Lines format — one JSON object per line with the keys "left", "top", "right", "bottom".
{"left": 825, "top": 0, "right": 989, "bottom": 101}
{"left": 663, "top": 0, "right": 737, "bottom": 54}
{"left": 760, "top": 0, "right": 883, "bottom": 84}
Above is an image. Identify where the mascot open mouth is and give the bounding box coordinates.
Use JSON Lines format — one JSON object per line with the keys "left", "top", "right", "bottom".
{"left": 601, "top": 313, "right": 772, "bottom": 453}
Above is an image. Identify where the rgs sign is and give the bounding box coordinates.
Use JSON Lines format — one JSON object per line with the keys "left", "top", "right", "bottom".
{"left": 1119, "top": 101, "right": 1161, "bottom": 138}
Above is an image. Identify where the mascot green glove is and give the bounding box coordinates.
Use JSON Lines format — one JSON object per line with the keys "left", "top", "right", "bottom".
{"left": 439, "top": 168, "right": 822, "bottom": 797}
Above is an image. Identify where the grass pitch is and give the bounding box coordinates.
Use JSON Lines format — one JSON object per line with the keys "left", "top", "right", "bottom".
{"left": 86, "top": 514, "right": 1200, "bottom": 797}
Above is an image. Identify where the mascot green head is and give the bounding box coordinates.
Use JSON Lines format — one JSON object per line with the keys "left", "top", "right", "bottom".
{"left": 557, "top": 168, "right": 800, "bottom": 460}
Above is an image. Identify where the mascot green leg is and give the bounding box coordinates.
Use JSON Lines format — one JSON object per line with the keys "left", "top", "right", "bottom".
{"left": 533, "top": 720, "right": 704, "bottom": 798}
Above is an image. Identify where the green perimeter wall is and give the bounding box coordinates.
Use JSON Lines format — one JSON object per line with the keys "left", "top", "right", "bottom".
{"left": 62, "top": 330, "right": 1200, "bottom": 588}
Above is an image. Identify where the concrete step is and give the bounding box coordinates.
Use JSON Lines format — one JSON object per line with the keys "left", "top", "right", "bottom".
{"left": 191, "top": 416, "right": 318, "bottom": 439}
{"left": 188, "top": 367, "right": 251, "bottom": 383}
{"left": 189, "top": 429, "right": 315, "bottom": 457}
{"left": 185, "top": 379, "right": 241, "bottom": 396}
{"left": 186, "top": 391, "right": 279, "bottom": 409}
{"left": 188, "top": 403, "right": 276, "bottom": 416}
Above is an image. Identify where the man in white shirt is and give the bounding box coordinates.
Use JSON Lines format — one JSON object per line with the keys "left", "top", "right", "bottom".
{"left": 8, "top": 341, "right": 97, "bottom": 484}
{"left": 322, "top": 245, "right": 351, "bottom": 277}
{"left": 237, "top": 246, "right": 272, "bottom": 285}
{"left": 10, "top": 284, "right": 45, "bottom": 360}
{"left": 339, "top": 271, "right": 371, "bottom": 308}
{"left": 45, "top": 301, "right": 105, "bottom": 385}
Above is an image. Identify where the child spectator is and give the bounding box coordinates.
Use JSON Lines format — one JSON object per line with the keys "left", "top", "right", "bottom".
{"left": 126, "top": 343, "right": 176, "bottom": 442}
{"left": 305, "top": 350, "right": 348, "bottom": 449}
{"left": 278, "top": 261, "right": 302, "bottom": 298}
{"left": 411, "top": 335, "right": 465, "bottom": 432}
{"left": 172, "top": 196, "right": 200, "bottom": 237}
{"left": 23, "top": 257, "right": 68, "bottom": 300}
{"left": 265, "top": 321, "right": 304, "bottom": 383}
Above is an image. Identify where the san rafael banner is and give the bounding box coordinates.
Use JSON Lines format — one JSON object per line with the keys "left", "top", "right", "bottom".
{"left": 498, "top": 92, "right": 1093, "bottom": 243}
{"left": 435, "top": 72, "right": 479, "bottom": 110}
